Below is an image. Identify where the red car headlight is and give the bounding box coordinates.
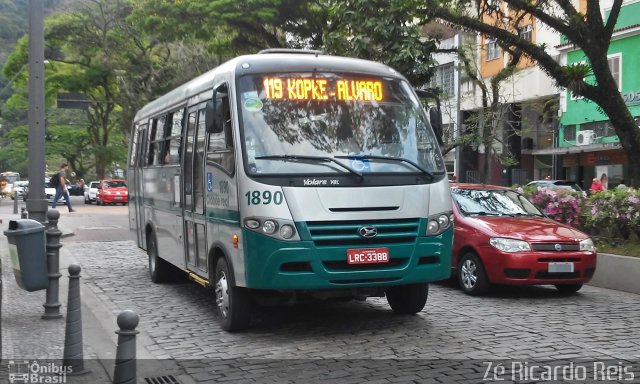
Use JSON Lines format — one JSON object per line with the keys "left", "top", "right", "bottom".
{"left": 489, "top": 238, "right": 531, "bottom": 253}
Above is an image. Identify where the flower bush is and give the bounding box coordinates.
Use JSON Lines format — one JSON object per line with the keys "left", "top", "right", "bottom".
{"left": 513, "top": 184, "right": 640, "bottom": 239}
{"left": 586, "top": 188, "right": 640, "bottom": 240}
{"left": 517, "top": 185, "right": 583, "bottom": 227}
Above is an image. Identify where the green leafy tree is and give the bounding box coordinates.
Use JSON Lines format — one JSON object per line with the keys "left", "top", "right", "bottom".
{"left": 324, "top": 0, "right": 437, "bottom": 88}
{"left": 0, "top": 122, "right": 92, "bottom": 179}
{"left": 3, "top": 0, "right": 185, "bottom": 178}
{"left": 131, "top": 0, "right": 328, "bottom": 53}
{"left": 422, "top": 0, "right": 640, "bottom": 187}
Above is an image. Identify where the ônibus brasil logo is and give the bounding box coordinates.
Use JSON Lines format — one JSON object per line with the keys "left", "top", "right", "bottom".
{"left": 7, "top": 360, "right": 72, "bottom": 383}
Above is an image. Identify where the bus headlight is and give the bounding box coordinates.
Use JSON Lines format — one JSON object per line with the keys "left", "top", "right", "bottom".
{"left": 427, "top": 220, "right": 439, "bottom": 234}
{"left": 426, "top": 212, "right": 453, "bottom": 236}
{"left": 437, "top": 214, "right": 449, "bottom": 228}
{"left": 280, "top": 224, "right": 295, "bottom": 239}
{"left": 244, "top": 217, "right": 300, "bottom": 241}
{"left": 245, "top": 219, "right": 260, "bottom": 229}
{"left": 262, "top": 220, "right": 278, "bottom": 234}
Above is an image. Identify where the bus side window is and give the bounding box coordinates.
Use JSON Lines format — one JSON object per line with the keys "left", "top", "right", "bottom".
{"left": 207, "top": 92, "right": 235, "bottom": 174}
{"left": 146, "top": 119, "right": 157, "bottom": 166}
{"left": 184, "top": 111, "right": 197, "bottom": 209}
{"left": 163, "top": 108, "right": 184, "bottom": 165}
{"left": 148, "top": 115, "right": 167, "bottom": 166}
{"left": 194, "top": 109, "right": 207, "bottom": 213}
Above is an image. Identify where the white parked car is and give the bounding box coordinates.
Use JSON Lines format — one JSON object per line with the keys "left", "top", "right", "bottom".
{"left": 84, "top": 181, "right": 100, "bottom": 204}
{"left": 45, "top": 178, "right": 63, "bottom": 203}
{"left": 22, "top": 179, "right": 65, "bottom": 203}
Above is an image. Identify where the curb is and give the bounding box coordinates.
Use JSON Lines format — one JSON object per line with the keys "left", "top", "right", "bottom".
{"left": 587, "top": 253, "right": 640, "bottom": 295}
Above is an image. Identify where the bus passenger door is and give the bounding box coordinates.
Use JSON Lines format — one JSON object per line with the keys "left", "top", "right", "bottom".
{"left": 131, "top": 124, "right": 148, "bottom": 247}
{"left": 182, "top": 106, "right": 208, "bottom": 273}
{"left": 204, "top": 84, "right": 240, "bottom": 284}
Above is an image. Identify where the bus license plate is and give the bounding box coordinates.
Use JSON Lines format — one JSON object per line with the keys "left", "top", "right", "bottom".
{"left": 347, "top": 247, "right": 389, "bottom": 265}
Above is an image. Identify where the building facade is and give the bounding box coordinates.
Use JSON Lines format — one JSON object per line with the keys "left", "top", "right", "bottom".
{"left": 556, "top": 1, "right": 639, "bottom": 190}
{"left": 429, "top": 8, "right": 562, "bottom": 186}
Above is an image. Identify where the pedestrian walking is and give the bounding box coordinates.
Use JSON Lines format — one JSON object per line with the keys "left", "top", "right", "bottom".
{"left": 52, "top": 163, "right": 75, "bottom": 212}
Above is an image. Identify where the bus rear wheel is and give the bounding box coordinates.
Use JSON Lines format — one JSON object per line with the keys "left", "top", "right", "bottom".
{"left": 215, "top": 258, "right": 252, "bottom": 332}
{"left": 148, "top": 233, "right": 171, "bottom": 283}
{"left": 385, "top": 283, "right": 429, "bottom": 314}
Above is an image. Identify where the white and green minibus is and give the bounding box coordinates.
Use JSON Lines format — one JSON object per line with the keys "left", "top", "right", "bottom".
{"left": 128, "top": 49, "right": 453, "bottom": 331}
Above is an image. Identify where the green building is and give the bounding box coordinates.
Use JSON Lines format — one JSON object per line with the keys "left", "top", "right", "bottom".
{"left": 556, "top": 2, "right": 640, "bottom": 190}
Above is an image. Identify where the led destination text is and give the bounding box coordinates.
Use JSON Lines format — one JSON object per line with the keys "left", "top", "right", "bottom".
{"left": 263, "top": 78, "right": 383, "bottom": 101}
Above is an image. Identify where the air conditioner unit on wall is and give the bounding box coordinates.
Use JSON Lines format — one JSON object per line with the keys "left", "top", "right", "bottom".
{"left": 576, "top": 130, "right": 596, "bottom": 146}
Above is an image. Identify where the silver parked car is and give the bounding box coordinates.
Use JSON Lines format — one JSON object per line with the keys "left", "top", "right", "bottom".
{"left": 526, "top": 180, "right": 586, "bottom": 196}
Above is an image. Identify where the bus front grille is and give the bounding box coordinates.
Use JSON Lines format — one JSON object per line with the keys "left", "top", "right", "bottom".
{"left": 306, "top": 218, "right": 420, "bottom": 247}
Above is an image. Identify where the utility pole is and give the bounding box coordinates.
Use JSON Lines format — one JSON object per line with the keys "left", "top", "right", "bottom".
{"left": 26, "top": 0, "right": 47, "bottom": 224}
{"left": 455, "top": 33, "right": 463, "bottom": 182}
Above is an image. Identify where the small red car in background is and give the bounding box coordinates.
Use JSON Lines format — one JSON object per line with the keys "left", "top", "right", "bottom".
{"left": 96, "top": 179, "right": 128, "bottom": 205}
{"left": 450, "top": 183, "right": 596, "bottom": 295}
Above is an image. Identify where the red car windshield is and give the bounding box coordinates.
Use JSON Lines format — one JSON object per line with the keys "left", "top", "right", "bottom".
{"left": 452, "top": 189, "right": 543, "bottom": 217}
{"left": 104, "top": 181, "right": 126, "bottom": 188}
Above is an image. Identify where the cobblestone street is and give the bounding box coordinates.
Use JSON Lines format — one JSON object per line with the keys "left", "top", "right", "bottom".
{"left": 55, "top": 239, "right": 640, "bottom": 382}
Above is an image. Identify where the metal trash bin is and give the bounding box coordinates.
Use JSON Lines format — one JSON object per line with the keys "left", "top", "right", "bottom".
{"left": 3, "top": 219, "right": 48, "bottom": 291}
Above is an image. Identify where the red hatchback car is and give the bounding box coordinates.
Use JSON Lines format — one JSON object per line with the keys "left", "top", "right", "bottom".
{"left": 450, "top": 184, "right": 596, "bottom": 295}
{"left": 96, "top": 179, "right": 128, "bottom": 205}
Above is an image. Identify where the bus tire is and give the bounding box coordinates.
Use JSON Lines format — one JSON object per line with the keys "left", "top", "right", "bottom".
{"left": 385, "top": 283, "right": 429, "bottom": 314}
{"left": 215, "top": 258, "right": 251, "bottom": 332}
{"left": 148, "top": 233, "right": 171, "bottom": 283}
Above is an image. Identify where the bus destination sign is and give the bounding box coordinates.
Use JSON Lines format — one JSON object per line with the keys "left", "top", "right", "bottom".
{"left": 263, "top": 77, "right": 383, "bottom": 102}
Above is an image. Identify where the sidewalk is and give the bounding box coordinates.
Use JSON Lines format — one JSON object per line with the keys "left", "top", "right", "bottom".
{"left": 0, "top": 204, "right": 125, "bottom": 383}
{"left": 0, "top": 207, "right": 113, "bottom": 383}
{"left": 0, "top": 203, "right": 192, "bottom": 384}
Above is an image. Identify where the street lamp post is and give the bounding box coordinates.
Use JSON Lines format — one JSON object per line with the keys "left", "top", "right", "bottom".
{"left": 27, "top": 0, "right": 62, "bottom": 320}
{"left": 26, "top": 0, "right": 47, "bottom": 224}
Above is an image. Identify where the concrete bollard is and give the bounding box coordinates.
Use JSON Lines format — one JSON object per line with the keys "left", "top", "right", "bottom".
{"left": 13, "top": 191, "right": 18, "bottom": 214}
{"left": 21, "top": 207, "right": 27, "bottom": 219}
{"left": 42, "top": 209, "right": 63, "bottom": 319}
{"left": 113, "top": 310, "right": 139, "bottom": 384}
{"left": 63, "top": 264, "right": 86, "bottom": 374}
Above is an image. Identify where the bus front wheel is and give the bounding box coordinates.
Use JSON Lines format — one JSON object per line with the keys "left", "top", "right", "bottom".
{"left": 215, "top": 258, "right": 252, "bottom": 332}
{"left": 385, "top": 283, "right": 429, "bottom": 314}
{"left": 148, "top": 233, "right": 171, "bottom": 283}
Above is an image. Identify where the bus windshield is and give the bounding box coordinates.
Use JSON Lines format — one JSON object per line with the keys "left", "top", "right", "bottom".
{"left": 237, "top": 73, "right": 444, "bottom": 176}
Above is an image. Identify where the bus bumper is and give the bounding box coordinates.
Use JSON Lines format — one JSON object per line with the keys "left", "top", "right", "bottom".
{"left": 242, "top": 227, "right": 453, "bottom": 290}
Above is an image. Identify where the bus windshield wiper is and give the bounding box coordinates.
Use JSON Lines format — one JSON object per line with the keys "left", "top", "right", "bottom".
{"left": 334, "top": 155, "right": 434, "bottom": 180}
{"left": 255, "top": 155, "right": 364, "bottom": 179}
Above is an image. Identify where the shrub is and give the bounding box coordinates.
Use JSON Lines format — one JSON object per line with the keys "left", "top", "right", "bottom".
{"left": 586, "top": 188, "right": 640, "bottom": 240}
{"left": 517, "top": 186, "right": 583, "bottom": 227}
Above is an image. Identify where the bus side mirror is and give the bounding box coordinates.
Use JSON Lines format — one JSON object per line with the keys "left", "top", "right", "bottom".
{"left": 205, "top": 99, "right": 224, "bottom": 134}
{"left": 429, "top": 107, "right": 444, "bottom": 147}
